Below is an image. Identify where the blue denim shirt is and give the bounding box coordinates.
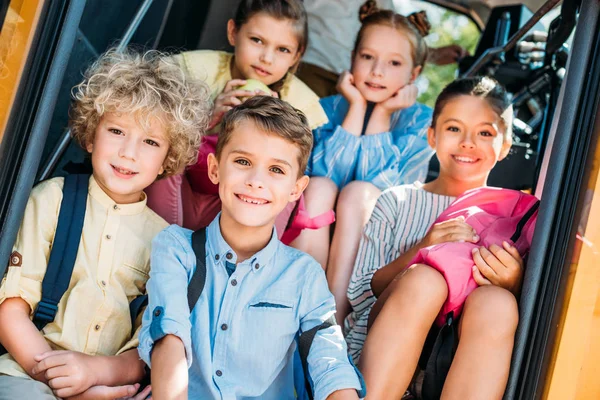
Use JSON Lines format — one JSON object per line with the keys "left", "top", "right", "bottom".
{"left": 307, "top": 94, "right": 434, "bottom": 190}
{"left": 138, "top": 217, "right": 362, "bottom": 399}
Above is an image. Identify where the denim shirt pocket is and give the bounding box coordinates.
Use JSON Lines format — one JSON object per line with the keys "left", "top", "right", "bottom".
{"left": 243, "top": 297, "right": 298, "bottom": 363}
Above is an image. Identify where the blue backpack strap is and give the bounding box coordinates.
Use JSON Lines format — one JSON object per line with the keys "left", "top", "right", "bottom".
{"left": 188, "top": 228, "right": 207, "bottom": 311}
{"left": 32, "top": 174, "right": 89, "bottom": 330}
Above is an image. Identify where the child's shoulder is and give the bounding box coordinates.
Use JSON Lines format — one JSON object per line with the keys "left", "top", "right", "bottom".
{"left": 177, "top": 49, "right": 232, "bottom": 81}
{"left": 281, "top": 75, "right": 328, "bottom": 130}
{"left": 153, "top": 224, "right": 194, "bottom": 249}
{"left": 276, "top": 242, "right": 324, "bottom": 277}
{"left": 381, "top": 182, "right": 425, "bottom": 201}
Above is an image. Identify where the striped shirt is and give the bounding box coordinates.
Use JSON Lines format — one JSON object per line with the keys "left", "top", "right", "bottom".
{"left": 344, "top": 182, "right": 455, "bottom": 362}
{"left": 307, "top": 95, "right": 434, "bottom": 190}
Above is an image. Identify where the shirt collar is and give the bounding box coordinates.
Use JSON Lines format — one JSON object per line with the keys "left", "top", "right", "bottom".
{"left": 88, "top": 175, "right": 148, "bottom": 216}
{"left": 207, "top": 213, "right": 279, "bottom": 272}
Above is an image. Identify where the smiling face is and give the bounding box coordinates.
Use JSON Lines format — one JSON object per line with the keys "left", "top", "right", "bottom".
{"left": 351, "top": 24, "right": 421, "bottom": 103}
{"left": 208, "top": 119, "right": 309, "bottom": 233}
{"left": 428, "top": 95, "right": 512, "bottom": 188}
{"left": 227, "top": 13, "right": 301, "bottom": 87}
{"left": 86, "top": 112, "right": 169, "bottom": 204}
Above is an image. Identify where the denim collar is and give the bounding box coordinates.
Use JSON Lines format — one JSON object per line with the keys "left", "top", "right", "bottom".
{"left": 207, "top": 213, "right": 279, "bottom": 273}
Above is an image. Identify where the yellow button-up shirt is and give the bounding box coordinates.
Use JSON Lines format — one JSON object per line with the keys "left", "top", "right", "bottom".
{"left": 0, "top": 175, "right": 168, "bottom": 378}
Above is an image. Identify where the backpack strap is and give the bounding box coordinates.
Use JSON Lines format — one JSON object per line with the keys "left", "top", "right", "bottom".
{"left": 510, "top": 200, "right": 540, "bottom": 242}
{"left": 297, "top": 316, "right": 338, "bottom": 400}
{"left": 129, "top": 294, "right": 148, "bottom": 335}
{"left": 188, "top": 228, "right": 207, "bottom": 311}
{"left": 422, "top": 312, "right": 458, "bottom": 400}
{"left": 32, "top": 174, "right": 89, "bottom": 330}
{"left": 128, "top": 227, "right": 208, "bottom": 332}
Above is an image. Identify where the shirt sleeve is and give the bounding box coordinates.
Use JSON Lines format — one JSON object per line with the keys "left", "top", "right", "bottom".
{"left": 137, "top": 226, "right": 195, "bottom": 368}
{"left": 348, "top": 190, "right": 400, "bottom": 304}
{"left": 307, "top": 96, "right": 361, "bottom": 188}
{"left": 0, "top": 179, "right": 63, "bottom": 314}
{"left": 355, "top": 106, "right": 433, "bottom": 190}
{"left": 299, "top": 262, "right": 363, "bottom": 399}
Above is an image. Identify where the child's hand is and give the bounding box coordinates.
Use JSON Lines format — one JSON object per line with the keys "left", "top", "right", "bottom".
{"left": 209, "top": 79, "right": 256, "bottom": 128}
{"left": 32, "top": 350, "right": 97, "bottom": 397}
{"left": 337, "top": 71, "right": 365, "bottom": 107}
{"left": 376, "top": 83, "right": 418, "bottom": 115}
{"left": 471, "top": 241, "right": 524, "bottom": 296}
{"left": 65, "top": 383, "right": 144, "bottom": 400}
{"left": 419, "top": 216, "right": 479, "bottom": 248}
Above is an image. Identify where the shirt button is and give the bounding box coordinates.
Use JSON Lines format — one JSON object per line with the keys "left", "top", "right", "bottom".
{"left": 254, "top": 263, "right": 259, "bottom": 270}
{"left": 215, "top": 254, "right": 220, "bottom": 261}
{"left": 105, "top": 234, "right": 112, "bottom": 240}
{"left": 231, "top": 279, "right": 237, "bottom": 286}
{"left": 216, "top": 370, "right": 223, "bottom": 377}
{"left": 113, "top": 205, "right": 119, "bottom": 210}
{"left": 154, "top": 309, "right": 162, "bottom": 317}
{"left": 221, "top": 323, "right": 228, "bottom": 331}
{"left": 226, "top": 252, "right": 233, "bottom": 260}
{"left": 101, "top": 280, "right": 106, "bottom": 287}
{"left": 95, "top": 324, "right": 101, "bottom": 331}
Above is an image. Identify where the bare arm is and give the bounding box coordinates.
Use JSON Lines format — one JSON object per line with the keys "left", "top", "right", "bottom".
{"left": 337, "top": 71, "right": 367, "bottom": 136}
{"left": 0, "top": 297, "right": 52, "bottom": 382}
{"left": 370, "top": 243, "right": 424, "bottom": 297}
{"left": 151, "top": 334, "right": 188, "bottom": 400}
{"left": 371, "top": 217, "right": 479, "bottom": 297}
{"left": 93, "top": 349, "right": 146, "bottom": 387}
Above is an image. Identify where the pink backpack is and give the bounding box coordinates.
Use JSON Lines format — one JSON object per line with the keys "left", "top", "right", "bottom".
{"left": 409, "top": 187, "right": 539, "bottom": 326}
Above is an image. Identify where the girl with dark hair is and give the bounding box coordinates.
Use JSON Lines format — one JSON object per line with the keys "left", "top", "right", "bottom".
{"left": 347, "top": 76, "right": 524, "bottom": 399}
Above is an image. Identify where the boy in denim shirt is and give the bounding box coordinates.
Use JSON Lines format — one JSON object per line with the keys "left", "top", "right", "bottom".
{"left": 138, "top": 96, "right": 363, "bottom": 399}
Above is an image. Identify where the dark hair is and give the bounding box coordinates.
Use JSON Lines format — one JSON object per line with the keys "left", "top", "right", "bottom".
{"left": 233, "top": 0, "right": 307, "bottom": 80}
{"left": 217, "top": 96, "right": 313, "bottom": 176}
{"left": 432, "top": 76, "right": 513, "bottom": 139}
{"left": 354, "top": 1, "right": 430, "bottom": 69}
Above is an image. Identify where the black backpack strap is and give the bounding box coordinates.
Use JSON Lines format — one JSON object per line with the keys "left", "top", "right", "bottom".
{"left": 188, "top": 228, "right": 207, "bottom": 311}
{"left": 32, "top": 174, "right": 89, "bottom": 330}
{"left": 298, "top": 316, "right": 337, "bottom": 399}
{"left": 422, "top": 313, "right": 458, "bottom": 400}
{"left": 510, "top": 200, "right": 540, "bottom": 242}
{"left": 129, "top": 294, "right": 148, "bottom": 335}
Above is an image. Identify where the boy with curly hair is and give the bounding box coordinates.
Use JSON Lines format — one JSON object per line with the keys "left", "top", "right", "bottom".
{"left": 0, "top": 48, "right": 211, "bottom": 400}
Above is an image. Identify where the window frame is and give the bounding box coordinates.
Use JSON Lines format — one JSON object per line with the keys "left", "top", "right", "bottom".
{"left": 0, "top": 0, "right": 86, "bottom": 279}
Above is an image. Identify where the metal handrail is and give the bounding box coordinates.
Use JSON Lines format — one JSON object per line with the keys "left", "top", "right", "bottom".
{"left": 462, "top": 0, "right": 562, "bottom": 77}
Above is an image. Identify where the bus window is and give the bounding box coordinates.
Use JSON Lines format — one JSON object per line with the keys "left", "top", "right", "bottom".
{"left": 0, "top": 0, "right": 44, "bottom": 142}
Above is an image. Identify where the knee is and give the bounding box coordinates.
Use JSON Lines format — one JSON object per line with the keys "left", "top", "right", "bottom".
{"left": 337, "top": 181, "right": 380, "bottom": 215}
{"left": 463, "top": 286, "right": 519, "bottom": 339}
{"left": 307, "top": 176, "right": 338, "bottom": 204}
{"left": 390, "top": 264, "right": 448, "bottom": 306}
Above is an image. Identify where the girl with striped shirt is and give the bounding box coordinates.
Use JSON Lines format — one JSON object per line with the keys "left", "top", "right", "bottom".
{"left": 346, "top": 77, "right": 524, "bottom": 399}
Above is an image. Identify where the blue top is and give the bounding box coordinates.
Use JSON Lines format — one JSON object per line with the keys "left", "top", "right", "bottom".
{"left": 307, "top": 95, "right": 434, "bottom": 190}
{"left": 138, "top": 217, "right": 362, "bottom": 400}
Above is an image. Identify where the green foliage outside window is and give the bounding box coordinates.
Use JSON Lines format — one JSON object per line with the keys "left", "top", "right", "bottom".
{"left": 401, "top": 2, "right": 481, "bottom": 107}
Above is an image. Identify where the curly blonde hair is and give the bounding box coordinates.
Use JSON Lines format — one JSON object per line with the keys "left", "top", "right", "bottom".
{"left": 70, "top": 48, "right": 212, "bottom": 178}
